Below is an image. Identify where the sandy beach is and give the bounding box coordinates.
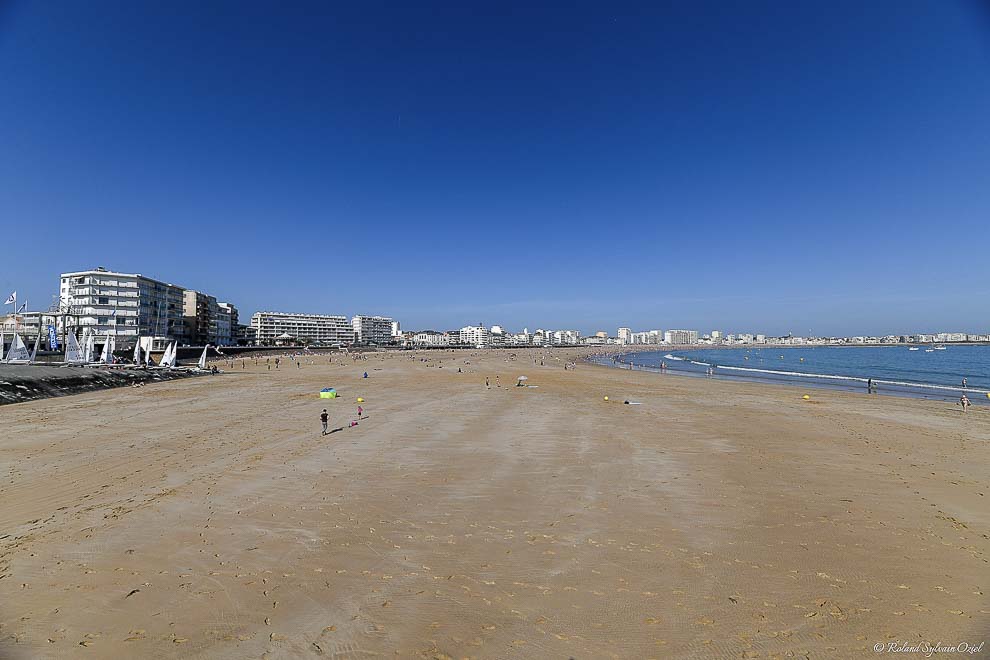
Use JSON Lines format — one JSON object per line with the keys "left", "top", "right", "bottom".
{"left": 1, "top": 349, "right": 987, "bottom": 659}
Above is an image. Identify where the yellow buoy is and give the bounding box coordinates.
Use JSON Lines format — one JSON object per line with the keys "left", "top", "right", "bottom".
{"left": 986, "top": 393, "right": 990, "bottom": 400}
{"left": 603, "top": 396, "right": 609, "bottom": 401}
{"left": 802, "top": 395, "right": 811, "bottom": 400}
{"left": 357, "top": 397, "right": 364, "bottom": 403}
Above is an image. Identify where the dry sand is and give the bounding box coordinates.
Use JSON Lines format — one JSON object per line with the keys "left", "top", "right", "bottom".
{"left": 1, "top": 349, "right": 987, "bottom": 659}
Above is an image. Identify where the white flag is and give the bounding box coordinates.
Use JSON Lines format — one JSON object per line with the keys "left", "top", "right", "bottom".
{"left": 3, "top": 291, "right": 14, "bottom": 305}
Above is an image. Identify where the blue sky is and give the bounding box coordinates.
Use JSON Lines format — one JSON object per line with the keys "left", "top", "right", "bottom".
{"left": 1, "top": 1, "right": 989, "bottom": 335}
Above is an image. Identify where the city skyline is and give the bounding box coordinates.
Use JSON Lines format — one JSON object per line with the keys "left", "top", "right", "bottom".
{"left": 3, "top": 2, "right": 990, "bottom": 335}
{"left": 4, "top": 262, "right": 990, "bottom": 341}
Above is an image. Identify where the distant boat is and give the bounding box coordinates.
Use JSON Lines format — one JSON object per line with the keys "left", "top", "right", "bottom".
{"left": 925, "top": 347, "right": 935, "bottom": 353}
{"left": 197, "top": 344, "right": 210, "bottom": 370}
{"left": 159, "top": 341, "right": 177, "bottom": 369}
{"left": 65, "top": 331, "right": 86, "bottom": 364}
{"left": 4, "top": 333, "right": 31, "bottom": 363}
{"left": 908, "top": 347, "right": 920, "bottom": 351}
{"left": 934, "top": 345, "right": 947, "bottom": 350}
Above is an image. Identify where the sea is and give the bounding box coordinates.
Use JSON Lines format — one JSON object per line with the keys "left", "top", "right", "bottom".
{"left": 591, "top": 345, "right": 990, "bottom": 405}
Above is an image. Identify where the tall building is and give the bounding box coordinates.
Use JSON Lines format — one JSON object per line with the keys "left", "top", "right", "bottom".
{"left": 351, "top": 315, "right": 396, "bottom": 345}
{"left": 250, "top": 312, "right": 355, "bottom": 346}
{"left": 617, "top": 327, "right": 632, "bottom": 345}
{"left": 216, "top": 302, "right": 238, "bottom": 346}
{"left": 459, "top": 325, "right": 490, "bottom": 346}
{"left": 182, "top": 290, "right": 219, "bottom": 346}
{"left": 663, "top": 329, "right": 699, "bottom": 345}
{"left": 59, "top": 267, "right": 185, "bottom": 342}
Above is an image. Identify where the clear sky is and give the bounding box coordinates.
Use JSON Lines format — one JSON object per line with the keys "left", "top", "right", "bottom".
{"left": 2, "top": 1, "right": 989, "bottom": 336}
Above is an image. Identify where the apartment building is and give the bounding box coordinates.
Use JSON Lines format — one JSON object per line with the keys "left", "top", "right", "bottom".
{"left": 351, "top": 315, "right": 396, "bottom": 345}
{"left": 58, "top": 267, "right": 185, "bottom": 341}
{"left": 663, "top": 329, "right": 699, "bottom": 345}
{"left": 182, "top": 290, "right": 220, "bottom": 346}
{"left": 250, "top": 312, "right": 355, "bottom": 346}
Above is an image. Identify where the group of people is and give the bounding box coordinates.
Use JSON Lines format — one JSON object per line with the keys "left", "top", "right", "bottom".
{"left": 321, "top": 404, "right": 363, "bottom": 435}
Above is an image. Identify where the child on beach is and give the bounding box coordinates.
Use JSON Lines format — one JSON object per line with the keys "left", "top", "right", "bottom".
{"left": 357, "top": 405, "right": 363, "bottom": 419}
{"left": 320, "top": 408, "right": 329, "bottom": 435}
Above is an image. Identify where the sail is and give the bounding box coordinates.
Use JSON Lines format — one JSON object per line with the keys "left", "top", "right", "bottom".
{"left": 198, "top": 344, "right": 209, "bottom": 370}
{"left": 144, "top": 342, "right": 151, "bottom": 366}
{"left": 107, "top": 335, "right": 116, "bottom": 364}
{"left": 160, "top": 342, "right": 175, "bottom": 368}
{"left": 100, "top": 336, "right": 111, "bottom": 364}
{"left": 65, "top": 331, "right": 85, "bottom": 363}
{"left": 81, "top": 328, "right": 95, "bottom": 363}
{"left": 29, "top": 329, "right": 41, "bottom": 363}
{"left": 0, "top": 331, "right": 5, "bottom": 362}
{"left": 6, "top": 333, "right": 31, "bottom": 362}
{"left": 133, "top": 337, "right": 142, "bottom": 364}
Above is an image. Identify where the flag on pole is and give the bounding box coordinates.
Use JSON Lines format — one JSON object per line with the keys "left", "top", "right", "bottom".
{"left": 3, "top": 291, "right": 15, "bottom": 305}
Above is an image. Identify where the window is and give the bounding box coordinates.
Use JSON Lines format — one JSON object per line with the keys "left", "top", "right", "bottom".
{"left": 98, "top": 297, "right": 109, "bottom": 305}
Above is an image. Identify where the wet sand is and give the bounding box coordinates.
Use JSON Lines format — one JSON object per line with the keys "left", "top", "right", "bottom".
{"left": 1, "top": 349, "right": 987, "bottom": 658}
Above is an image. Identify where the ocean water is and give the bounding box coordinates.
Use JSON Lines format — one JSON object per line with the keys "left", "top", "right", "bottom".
{"left": 595, "top": 345, "right": 990, "bottom": 404}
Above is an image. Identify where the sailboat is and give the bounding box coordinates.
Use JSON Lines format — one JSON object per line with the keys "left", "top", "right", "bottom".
{"left": 133, "top": 337, "right": 142, "bottom": 365}
{"left": 65, "top": 331, "right": 85, "bottom": 364}
{"left": 159, "top": 342, "right": 176, "bottom": 369}
{"left": 99, "top": 335, "right": 113, "bottom": 364}
{"left": 197, "top": 344, "right": 210, "bottom": 370}
{"left": 28, "top": 328, "right": 41, "bottom": 363}
{"left": 908, "top": 346, "right": 919, "bottom": 351}
{"left": 5, "top": 333, "right": 31, "bottom": 363}
{"left": 82, "top": 328, "right": 96, "bottom": 363}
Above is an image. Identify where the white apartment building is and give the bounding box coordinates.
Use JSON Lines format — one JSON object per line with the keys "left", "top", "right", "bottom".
{"left": 663, "top": 329, "right": 699, "bottom": 345}
{"left": 351, "top": 315, "right": 396, "bottom": 345}
{"left": 459, "top": 325, "right": 490, "bottom": 347}
{"left": 508, "top": 331, "right": 531, "bottom": 345}
{"left": 59, "top": 267, "right": 185, "bottom": 342}
{"left": 251, "top": 312, "right": 355, "bottom": 346}
{"left": 617, "top": 327, "right": 632, "bottom": 345}
{"left": 550, "top": 330, "right": 581, "bottom": 346}
{"left": 217, "top": 302, "right": 238, "bottom": 346}
{"left": 411, "top": 331, "right": 449, "bottom": 347}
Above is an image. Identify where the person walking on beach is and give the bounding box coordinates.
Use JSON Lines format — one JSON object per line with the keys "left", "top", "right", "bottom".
{"left": 320, "top": 409, "right": 329, "bottom": 435}
{"left": 960, "top": 394, "right": 971, "bottom": 412}
{"left": 486, "top": 376, "right": 490, "bottom": 389}
{"left": 357, "top": 405, "right": 363, "bottom": 419}
{"left": 867, "top": 378, "right": 874, "bottom": 394}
